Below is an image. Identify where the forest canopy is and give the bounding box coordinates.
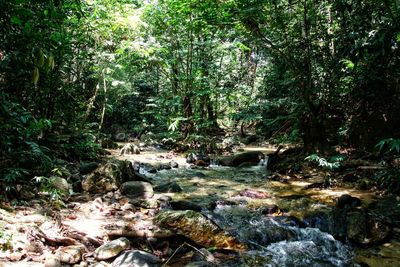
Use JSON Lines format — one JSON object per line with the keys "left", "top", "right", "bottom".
{"left": 1, "top": 0, "right": 400, "bottom": 189}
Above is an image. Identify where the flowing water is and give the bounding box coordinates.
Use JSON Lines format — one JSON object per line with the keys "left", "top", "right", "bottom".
{"left": 115, "top": 146, "right": 399, "bottom": 266}
{"left": 144, "top": 164, "right": 362, "bottom": 266}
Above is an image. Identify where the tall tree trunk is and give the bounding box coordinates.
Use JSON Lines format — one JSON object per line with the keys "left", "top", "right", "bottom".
{"left": 301, "top": 0, "right": 326, "bottom": 153}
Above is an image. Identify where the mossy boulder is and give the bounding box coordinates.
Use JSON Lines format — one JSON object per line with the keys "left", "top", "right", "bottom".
{"left": 154, "top": 210, "right": 246, "bottom": 250}
{"left": 82, "top": 159, "right": 147, "bottom": 193}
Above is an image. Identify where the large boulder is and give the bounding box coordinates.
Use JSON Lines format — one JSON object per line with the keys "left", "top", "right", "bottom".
{"left": 82, "top": 159, "right": 150, "bottom": 193}
{"left": 218, "top": 151, "right": 264, "bottom": 167}
{"left": 154, "top": 210, "right": 246, "bottom": 250}
{"left": 303, "top": 204, "right": 391, "bottom": 245}
{"left": 50, "top": 176, "right": 72, "bottom": 195}
{"left": 120, "top": 181, "right": 154, "bottom": 199}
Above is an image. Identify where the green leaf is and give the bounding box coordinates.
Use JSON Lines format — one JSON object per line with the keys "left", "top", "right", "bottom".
{"left": 341, "top": 59, "right": 355, "bottom": 70}
{"left": 10, "top": 16, "right": 22, "bottom": 26}
{"left": 396, "top": 32, "right": 400, "bottom": 42}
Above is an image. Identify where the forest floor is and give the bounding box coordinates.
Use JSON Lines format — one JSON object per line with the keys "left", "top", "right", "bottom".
{"left": 1, "top": 141, "right": 400, "bottom": 266}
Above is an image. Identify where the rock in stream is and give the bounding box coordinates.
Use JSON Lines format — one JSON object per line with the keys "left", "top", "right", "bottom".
{"left": 154, "top": 210, "right": 246, "bottom": 250}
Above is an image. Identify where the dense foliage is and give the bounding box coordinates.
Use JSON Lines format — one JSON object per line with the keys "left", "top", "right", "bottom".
{"left": 1, "top": 0, "right": 400, "bottom": 190}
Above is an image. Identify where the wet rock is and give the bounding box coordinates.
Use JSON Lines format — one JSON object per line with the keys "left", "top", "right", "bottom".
{"left": 303, "top": 210, "right": 339, "bottom": 236}
{"left": 95, "top": 237, "right": 130, "bottom": 260}
{"left": 112, "top": 250, "right": 161, "bottom": 267}
{"left": 120, "top": 181, "right": 154, "bottom": 199}
{"left": 170, "top": 160, "right": 179, "bottom": 168}
{"left": 243, "top": 229, "right": 355, "bottom": 267}
{"left": 79, "top": 162, "right": 99, "bottom": 175}
{"left": 82, "top": 159, "right": 147, "bottom": 193}
{"left": 241, "top": 218, "right": 296, "bottom": 245}
{"left": 336, "top": 194, "right": 361, "bottom": 209}
{"left": 142, "top": 163, "right": 157, "bottom": 173}
{"left": 154, "top": 182, "right": 182, "bottom": 193}
{"left": 154, "top": 210, "right": 246, "bottom": 250}
{"left": 303, "top": 207, "right": 391, "bottom": 245}
{"left": 238, "top": 189, "right": 270, "bottom": 199}
{"left": 56, "top": 245, "right": 85, "bottom": 264}
{"left": 218, "top": 151, "right": 264, "bottom": 167}
{"left": 120, "top": 143, "right": 140, "bottom": 155}
{"left": 170, "top": 200, "right": 202, "bottom": 212}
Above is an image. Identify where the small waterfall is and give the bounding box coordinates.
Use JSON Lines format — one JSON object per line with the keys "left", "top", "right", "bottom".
{"left": 213, "top": 205, "right": 357, "bottom": 267}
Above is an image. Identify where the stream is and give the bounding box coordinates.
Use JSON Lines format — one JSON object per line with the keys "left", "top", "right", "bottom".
{"left": 144, "top": 164, "right": 356, "bottom": 266}
{"left": 113, "top": 146, "right": 400, "bottom": 266}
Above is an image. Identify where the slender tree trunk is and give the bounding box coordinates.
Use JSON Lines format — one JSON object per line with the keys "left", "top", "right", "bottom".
{"left": 84, "top": 83, "right": 99, "bottom": 122}
{"left": 99, "top": 69, "right": 107, "bottom": 131}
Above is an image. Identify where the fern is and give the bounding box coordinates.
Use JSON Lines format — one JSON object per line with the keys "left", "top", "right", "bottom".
{"left": 305, "top": 154, "right": 345, "bottom": 170}
{"left": 376, "top": 138, "right": 400, "bottom": 154}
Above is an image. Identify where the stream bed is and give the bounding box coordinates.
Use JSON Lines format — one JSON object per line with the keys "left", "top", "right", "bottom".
{"left": 142, "top": 162, "right": 398, "bottom": 267}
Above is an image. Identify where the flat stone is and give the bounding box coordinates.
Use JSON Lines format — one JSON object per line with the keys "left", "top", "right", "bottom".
{"left": 112, "top": 250, "right": 161, "bottom": 267}
{"left": 95, "top": 237, "right": 130, "bottom": 260}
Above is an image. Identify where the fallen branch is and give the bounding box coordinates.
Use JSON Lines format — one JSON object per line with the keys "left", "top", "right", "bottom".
{"left": 357, "top": 166, "right": 386, "bottom": 170}
{"left": 27, "top": 226, "right": 78, "bottom": 246}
